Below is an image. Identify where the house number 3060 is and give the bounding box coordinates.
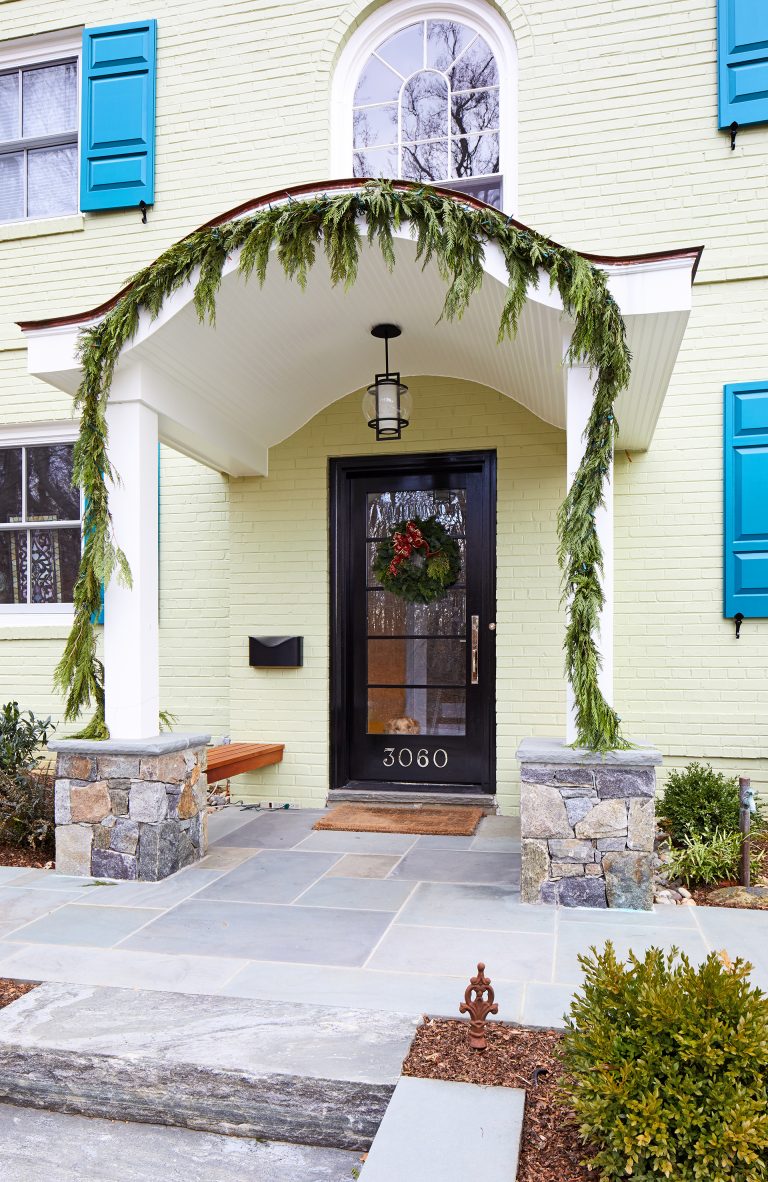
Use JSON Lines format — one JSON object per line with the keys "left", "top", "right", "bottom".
{"left": 383, "top": 748, "right": 448, "bottom": 769}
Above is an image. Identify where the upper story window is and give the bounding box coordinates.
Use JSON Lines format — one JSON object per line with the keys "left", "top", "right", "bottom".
{"left": 0, "top": 58, "right": 78, "bottom": 223}
{"left": 0, "top": 443, "right": 81, "bottom": 606}
{"left": 351, "top": 17, "right": 503, "bottom": 209}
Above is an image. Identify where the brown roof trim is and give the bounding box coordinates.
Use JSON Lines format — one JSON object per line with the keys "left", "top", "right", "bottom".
{"left": 17, "top": 178, "right": 704, "bottom": 333}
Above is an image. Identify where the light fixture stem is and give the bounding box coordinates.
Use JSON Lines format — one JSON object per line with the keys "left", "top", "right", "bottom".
{"left": 384, "top": 336, "right": 389, "bottom": 375}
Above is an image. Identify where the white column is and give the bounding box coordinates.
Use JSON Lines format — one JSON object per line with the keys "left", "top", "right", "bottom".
{"left": 104, "top": 377, "right": 159, "bottom": 739}
{"left": 565, "top": 365, "right": 614, "bottom": 744}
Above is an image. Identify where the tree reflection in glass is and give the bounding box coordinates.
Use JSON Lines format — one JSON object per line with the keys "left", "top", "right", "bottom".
{"left": 352, "top": 19, "right": 501, "bottom": 189}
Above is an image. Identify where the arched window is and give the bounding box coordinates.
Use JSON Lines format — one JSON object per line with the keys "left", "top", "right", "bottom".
{"left": 334, "top": 4, "right": 515, "bottom": 212}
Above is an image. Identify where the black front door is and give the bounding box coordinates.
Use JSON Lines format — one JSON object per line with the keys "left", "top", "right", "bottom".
{"left": 331, "top": 451, "right": 496, "bottom": 794}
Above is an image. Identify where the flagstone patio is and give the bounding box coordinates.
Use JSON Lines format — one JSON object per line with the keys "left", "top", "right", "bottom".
{"left": 1, "top": 806, "right": 767, "bottom": 1027}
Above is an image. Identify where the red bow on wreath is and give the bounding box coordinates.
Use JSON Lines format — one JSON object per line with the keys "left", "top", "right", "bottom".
{"left": 388, "top": 520, "right": 438, "bottom": 576}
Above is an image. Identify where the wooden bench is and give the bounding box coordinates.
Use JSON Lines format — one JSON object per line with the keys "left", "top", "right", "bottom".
{"left": 206, "top": 742, "right": 285, "bottom": 784}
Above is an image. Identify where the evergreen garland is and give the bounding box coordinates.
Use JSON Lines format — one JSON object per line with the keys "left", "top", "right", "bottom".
{"left": 56, "top": 180, "right": 630, "bottom": 751}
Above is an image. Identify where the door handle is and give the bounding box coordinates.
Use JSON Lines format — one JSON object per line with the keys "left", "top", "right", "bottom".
{"left": 470, "top": 615, "right": 479, "bottom": 685}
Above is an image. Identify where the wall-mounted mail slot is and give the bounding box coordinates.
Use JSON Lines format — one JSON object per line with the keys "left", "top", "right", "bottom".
{"left": 249, "top": 636, "right": 303, "bottom": 667}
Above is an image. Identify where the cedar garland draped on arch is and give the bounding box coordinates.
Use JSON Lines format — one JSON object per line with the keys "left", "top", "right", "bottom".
{"left": 54, "top": 180, "right": 631, "bottom": 752}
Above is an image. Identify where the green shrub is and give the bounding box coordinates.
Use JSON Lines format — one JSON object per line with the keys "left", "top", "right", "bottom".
{"left": 0, "top": 767, "right": 54, "bottom": 851}
{"left": 659, "top": 761, "right": 750, "bottom": 845}
{"left": 0, "top": 701, "right": 53, "bottom": 776}
{"left": 667, "top": 827, "right": 765, "bottom": 887}
{"left": 0, "top": 701, "right": 55, "bottom": 852}
{"left": 562, "top": 943, "right": 768, "bottom": 1181}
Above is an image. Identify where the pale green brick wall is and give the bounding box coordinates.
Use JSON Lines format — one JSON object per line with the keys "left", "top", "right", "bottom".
{"left": 228, "top": 377, "right": 565, "bottom": 814}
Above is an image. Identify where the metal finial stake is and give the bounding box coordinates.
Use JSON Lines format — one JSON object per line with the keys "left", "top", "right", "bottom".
{"left": 459, "top": 962, "right": 499, "bottom": 1050}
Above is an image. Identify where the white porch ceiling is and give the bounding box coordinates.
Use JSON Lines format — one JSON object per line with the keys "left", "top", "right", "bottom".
{"left": 21, "top": 192, "right": 698, "bottom": 477}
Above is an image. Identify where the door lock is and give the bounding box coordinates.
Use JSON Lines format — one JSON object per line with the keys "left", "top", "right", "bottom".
{"left": 488, "top": 622, "right": 496, "bottom": 631}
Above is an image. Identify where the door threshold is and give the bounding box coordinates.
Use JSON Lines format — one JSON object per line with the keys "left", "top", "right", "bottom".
{"left": 327, "top": 789, "right": 497, "bottom": 813}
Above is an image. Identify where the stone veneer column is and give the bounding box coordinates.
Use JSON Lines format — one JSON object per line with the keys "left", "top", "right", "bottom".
{"left": 516, "top": 738, "right": 661, "bottom": 910}
{"left": 49, "top": 734, "right": 211, "bottom": 881}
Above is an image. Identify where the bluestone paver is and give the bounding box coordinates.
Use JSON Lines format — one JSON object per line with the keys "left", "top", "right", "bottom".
{"left": 390, "top": 848, "right": 521, "bottom": 885}
{"left": 122, "top": 898, "right": 392, "bottom": 965}
{"left": 295, "top": 876, "right": 415, "bottom": 911}
{"left": 396, "top": 882, "right": 555, "bottom": 932}
{"left": 8, "top": 904, "right": 155, "bottom": 948}
{"left": 361, "top": 1076, "right": 524, "bottom": 1181}
{"left": 366, "top": 922, "right": 553, "bottom": 981}
{"left": 194, "top": 849, "right": 341, "bottom": 904}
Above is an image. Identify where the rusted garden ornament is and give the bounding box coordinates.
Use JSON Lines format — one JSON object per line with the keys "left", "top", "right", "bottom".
{"left": 460, "top": 962, "right": 499, "bottom": 1050}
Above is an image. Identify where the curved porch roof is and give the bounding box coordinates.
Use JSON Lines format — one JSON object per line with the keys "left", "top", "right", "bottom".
{"left": 19, "top": 180, "right": 702, "bottom": 476}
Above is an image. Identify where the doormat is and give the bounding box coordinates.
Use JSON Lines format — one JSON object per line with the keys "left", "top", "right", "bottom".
{"left": 314, "top": 804, "right": 485, "bottom": 837}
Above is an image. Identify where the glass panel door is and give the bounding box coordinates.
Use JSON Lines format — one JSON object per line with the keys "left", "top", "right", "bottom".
{"left": 331, "top": 452, "right": 496, "bottom": 793}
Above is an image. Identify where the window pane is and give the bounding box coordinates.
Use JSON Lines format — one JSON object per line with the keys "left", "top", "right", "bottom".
{"left": 0, "top": 73, "right": 19, "bottom": 141}
{"left": 368, "top": 590, "right": 466, "bottom": 638}
{"left": 451, "top": 87, "right": 499, "bottom": 136}
{"left": 401, "top": 138, "right": 449, "bottom": 182}
{"left": 427, "top": 21, "right": 476, "bottom": 71}
{"left": 354, "top": 144, "right": 398, "bottom": 179}
{"left": 0, "top": 531, "right": 27, "bottom": 604}
{"left": 367, "top": 686, "right": 465, "bottom": 735}
{"left": 368, "top": 638, "right": 466, "bottom": 685}
{"left": 450, "top": 35, "right": 498, "bottom": 91}
{"left": 354, "top": 57, "right": 401, "bottom": 105}
{"left": 27, "top": 144, "right": 77, "bottom": 218}
{"left": 0, "top": 448, "right": 22, "bottom": 522}
{"left": 22, "top": 63, "right": 77, "bottom": 137}
{"left": 0, "top": 152, "right": 24, "bottom": 220}
{"left": 452, "top": 132, "right": 500, "bottom": 178}
{"left": 30, "top": 528, "right": 80, "bottom": 603}
{"left": 376, "top": 23, "right": 424, "bottom": 77}
{"left": 354, "top": 104, "right": 398, "bottom": 149}
{"left": 26, "top": 444, "right": 79, "bottom": 521}
{"left": 367, "top": 490, "right": 466, "bottom": 536}
{"left": 401, "top": 72, "right": 448, "bottom": 142}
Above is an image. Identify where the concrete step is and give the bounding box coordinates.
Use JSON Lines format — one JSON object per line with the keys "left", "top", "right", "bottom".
{"left": 0, "top": 983, "right": 417, "bottom": 1152}
{"left": 361, "top": 1076, "right": 525, "bottom": 1181}
{"left": 327, "top": 790, "right": 497, "bottom": 813}
{"left": 0, "top": 1101, "right": 361, "bottom": 1182}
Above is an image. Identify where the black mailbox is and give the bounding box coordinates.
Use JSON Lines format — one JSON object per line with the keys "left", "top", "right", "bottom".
{"left": 249, "top": 636, "right": 303, "bottom": 667}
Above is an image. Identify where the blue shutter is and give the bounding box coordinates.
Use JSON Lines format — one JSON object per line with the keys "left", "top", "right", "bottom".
{"left": 718, "top": 0, "right": 768, "bottom": 129}
{"left": 724, "top": 383, "right": 768, "bottom": 618}
{"left": 80, "top": 20, "right": 157, "bottom": 212}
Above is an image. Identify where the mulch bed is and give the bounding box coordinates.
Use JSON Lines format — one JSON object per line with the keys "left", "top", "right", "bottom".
{"left": 0, "top": 979, "right": 36, "bottom": 1009}
{"left": 0, "top": 841, "right": 53, "bottom": 869}
{"left": 403, "top": 1018, "right": 591, "bottom": 1182}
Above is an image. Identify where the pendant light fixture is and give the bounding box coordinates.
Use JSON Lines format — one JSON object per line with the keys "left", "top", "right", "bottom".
{"left": 362, "top": 324, "right": 411, "bottom": 441}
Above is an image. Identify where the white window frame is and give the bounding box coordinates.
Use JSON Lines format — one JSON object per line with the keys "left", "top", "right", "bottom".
{"left": 0, "top": 421, "right": 81, "bottom": 622}
{"left": 0, "top": 28, "right": 82, "bottom": 227}
{"left": 330, "top": 0, "right": 517, "bottom": 215}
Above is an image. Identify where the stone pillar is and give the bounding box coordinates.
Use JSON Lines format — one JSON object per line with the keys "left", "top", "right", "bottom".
{"left": 49, "top": 735, "right": 211, "bottom": 880}
{"left": 517, "top": 738, "right": 660, "bottom": 910}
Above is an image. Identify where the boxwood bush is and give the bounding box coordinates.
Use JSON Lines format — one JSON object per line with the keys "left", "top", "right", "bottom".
{"left": 562, "top": 942, "right": 768, "bottom": 1181}
{"left": 659, "top": 761, "right": 746, "bottom": 845}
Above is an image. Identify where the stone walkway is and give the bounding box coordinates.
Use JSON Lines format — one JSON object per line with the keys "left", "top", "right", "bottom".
{"left": 0, "top": 1102, "right": 359, "bottom": 1182}
{"left": 0, "top": 806, "right": 767, "bottom": 1026}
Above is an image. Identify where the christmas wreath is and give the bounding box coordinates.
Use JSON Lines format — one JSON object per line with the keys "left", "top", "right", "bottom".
{"left": 373, "top": 516, "right": 461, "bottom": 604}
